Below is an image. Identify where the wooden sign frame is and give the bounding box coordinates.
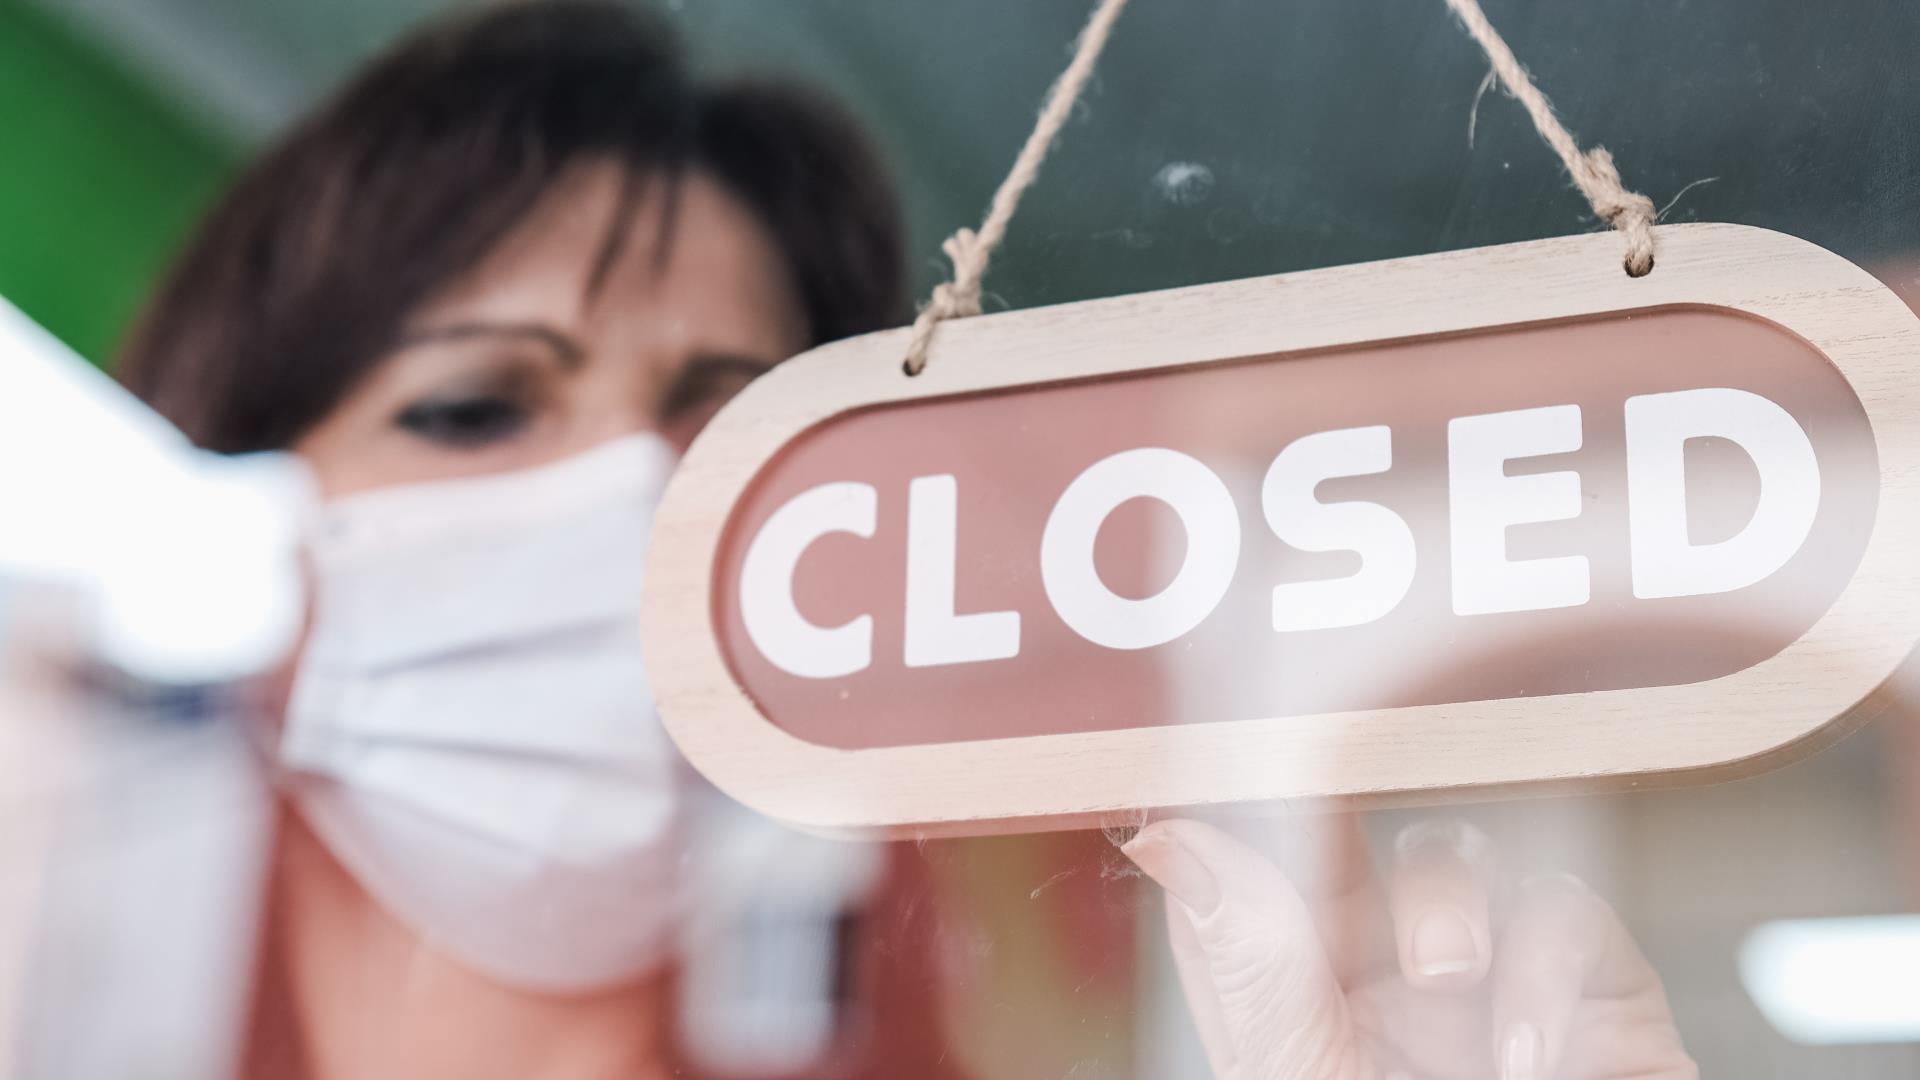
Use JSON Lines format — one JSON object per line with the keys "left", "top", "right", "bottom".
{"left": 642, "top": 223, "right": 1920, "bottom": 836}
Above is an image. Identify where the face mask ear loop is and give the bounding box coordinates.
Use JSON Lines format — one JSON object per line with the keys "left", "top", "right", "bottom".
{"left": 232, "top": 545, "right": 317, "bottom": 802}
{"left": 232, "top": 675, "right": 302, "bottom": 801}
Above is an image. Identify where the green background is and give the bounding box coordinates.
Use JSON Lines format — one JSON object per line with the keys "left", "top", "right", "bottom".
{"left": 0, "top": 2, "right": 235, "bottom": 366}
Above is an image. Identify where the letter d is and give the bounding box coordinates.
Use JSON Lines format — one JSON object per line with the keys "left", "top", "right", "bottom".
{"left": 1625, "top": 387, "right": 1820, "bottom": 599}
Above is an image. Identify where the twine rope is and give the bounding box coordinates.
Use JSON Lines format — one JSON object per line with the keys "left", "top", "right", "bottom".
{"left": 1443, "top": 0, "right": 1658, "bottom": 276}
{"left": 905, "top": 0, "right": 1657, "bottom": 376}
{"left": 902, "top": 0, "right": 1131, "bottom": 375}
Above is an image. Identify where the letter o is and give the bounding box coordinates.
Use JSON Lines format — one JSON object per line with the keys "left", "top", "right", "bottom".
{"left": 1040, "top": 448, "right": 1241, "bottom": 650}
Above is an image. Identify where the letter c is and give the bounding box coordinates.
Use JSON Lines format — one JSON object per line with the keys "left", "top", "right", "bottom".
{"left": 739, "top": 481, "right": 875, "bottom": 678}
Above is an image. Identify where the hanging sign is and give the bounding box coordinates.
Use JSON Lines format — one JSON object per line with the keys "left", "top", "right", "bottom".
{"left": 641, "top": 224, "right": 1920, "bottom": 835}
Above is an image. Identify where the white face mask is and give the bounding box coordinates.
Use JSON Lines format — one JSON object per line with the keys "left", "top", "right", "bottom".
{"left": 280, "top": 434, "right": 685, "bottom": 993}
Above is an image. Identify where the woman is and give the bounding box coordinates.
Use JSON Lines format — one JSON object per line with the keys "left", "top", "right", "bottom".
{"left": 116, "top": 3, "right": 954, "bottom": 1077}
{"left": 106, "top": 3, "right": 1693, "bottom": 1077}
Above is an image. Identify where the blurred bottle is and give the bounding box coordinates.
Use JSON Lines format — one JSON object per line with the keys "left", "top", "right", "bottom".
{"left": 677, "top": 793, "right": 885, "bottom": 1077}
{"left": 0, "top": 294, "right": 311, "bottom": 689}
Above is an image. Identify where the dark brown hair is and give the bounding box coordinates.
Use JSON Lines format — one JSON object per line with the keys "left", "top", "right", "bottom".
{"left": 118, "top": 0, "right": 905, "bottom": 453}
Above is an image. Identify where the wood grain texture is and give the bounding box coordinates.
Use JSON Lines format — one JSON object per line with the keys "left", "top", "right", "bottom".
{"left": 641, "top": 223, "right": 1920, "bottom": 836}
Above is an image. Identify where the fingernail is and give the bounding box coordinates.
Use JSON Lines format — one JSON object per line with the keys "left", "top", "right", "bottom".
{"left": 1395, "top": 819, "right": 1491, "bottom": 864}
{"left": 1500, "top": 1021, "right": 1545, "bottom": 1080}
{"left": 1122, "top": 827, "right": 1222, "bottom": 918}
{"left": 1410, "top": 908, "right": 1480, "bottom": 977}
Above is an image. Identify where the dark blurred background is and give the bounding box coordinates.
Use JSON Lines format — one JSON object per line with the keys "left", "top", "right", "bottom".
{"left": 10, "top": 0, "right": 1919, "bottom": 364}
{"left": 5, "top": 2, "right": 1919, "bottom": 1076}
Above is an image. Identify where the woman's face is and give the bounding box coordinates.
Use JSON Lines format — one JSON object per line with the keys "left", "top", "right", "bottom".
{"left": 296, "top": 162, "right": 810, "bottom": 496}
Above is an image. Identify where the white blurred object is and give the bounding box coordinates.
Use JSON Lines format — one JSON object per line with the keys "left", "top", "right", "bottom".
{"left": 13, "top": 704, "right": 275, "bottom": 1080}
{"left": 679, "top": 794, "right": 885, "bottom": 1076}
{"left": 0, "top": 295, "right": 313, "bottom": 684}
{"left": 1740, "top": 915, "right": 1920, "bottom": 1045}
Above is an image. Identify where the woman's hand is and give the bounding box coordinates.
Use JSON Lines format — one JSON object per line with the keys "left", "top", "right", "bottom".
{"left": 1123, "top": 818, "right": 1696, "bottom": 1080}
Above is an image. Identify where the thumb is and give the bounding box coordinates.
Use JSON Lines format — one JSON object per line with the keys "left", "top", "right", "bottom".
{"left": 1125, "top": 819, "right": 1362, "bottom": 1080}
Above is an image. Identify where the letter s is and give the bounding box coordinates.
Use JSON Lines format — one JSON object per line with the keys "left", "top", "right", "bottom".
{"left": 1264, "top": 425, "right": 1415, "bottom": 631}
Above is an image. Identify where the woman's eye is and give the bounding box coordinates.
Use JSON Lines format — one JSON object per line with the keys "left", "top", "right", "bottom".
{"left": 394, "top": 396, "right": 531, "bottom": 448}
{"left": 659, "top": 366, "right": 761, "bottom": 424}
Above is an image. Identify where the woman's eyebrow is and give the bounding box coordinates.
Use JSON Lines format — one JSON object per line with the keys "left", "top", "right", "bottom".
{"left": 397, "top": 321, "right": 588, "bottom": 369}
{"left": 681, "top": 351, "right": 777, "bottom": 380}
{"left": 657, "top": 351, "right": 777, "bottom": 416}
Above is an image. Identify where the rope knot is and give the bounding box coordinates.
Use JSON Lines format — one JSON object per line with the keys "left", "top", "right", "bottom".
{"left": 1580, "top": 148, "right": 1655, "bottom": 225}
{"left": 902, "top": 227, "right": 992, "bottom": 375}
{"left": 937, "top": 228, "right": 986, "bottom": 319}
{"left": 1579, "top": 147, "right": 1656, "bottom": 277}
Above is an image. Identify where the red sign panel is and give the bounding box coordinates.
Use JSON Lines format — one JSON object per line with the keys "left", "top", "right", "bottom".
{"left": 715, "top": 308, "right": 1875, "bottom": 750}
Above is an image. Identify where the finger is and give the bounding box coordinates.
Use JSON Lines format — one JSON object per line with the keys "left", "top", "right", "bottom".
{"left": 1488, "top": 873, "right": 1666, "bottom": 1080}
{"left": 1125, "top": 818, "right": 1360, "bottom": 1078}
{"left": 1254, "top": 811, "right": 1395, "bottom": 987}
{"left": 1390, "top": 821, "right": 1496, "bottom": 991}
{"left": 1164, "top": 895, "right": 1241, "bottom": 1078}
